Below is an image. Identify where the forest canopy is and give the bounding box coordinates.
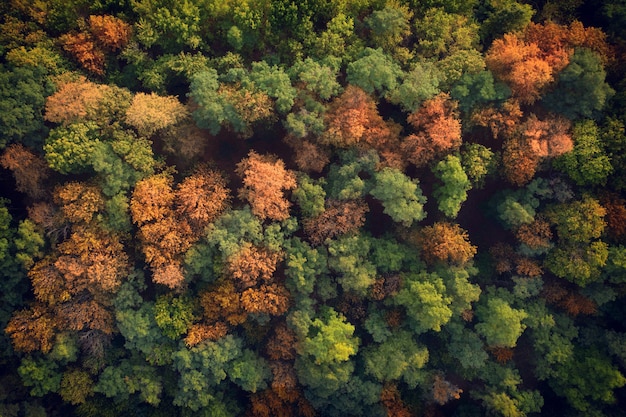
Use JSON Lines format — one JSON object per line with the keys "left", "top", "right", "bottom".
{"left": 1, "top": 0, "right": 626, "bottom": 416}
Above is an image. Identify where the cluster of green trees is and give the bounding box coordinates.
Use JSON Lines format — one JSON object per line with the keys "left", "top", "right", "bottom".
{"left": 1, "top": 0, "right": 626, "bottom": 416}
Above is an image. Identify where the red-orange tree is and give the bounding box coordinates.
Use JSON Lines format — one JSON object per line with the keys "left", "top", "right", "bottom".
{"left": 236, "top": 151, "right": 297, "bottom": 222}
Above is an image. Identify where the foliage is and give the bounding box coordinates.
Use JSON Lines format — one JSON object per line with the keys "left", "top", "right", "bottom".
{"left": 0, "top": 4, "right": 625, "bottom": 417}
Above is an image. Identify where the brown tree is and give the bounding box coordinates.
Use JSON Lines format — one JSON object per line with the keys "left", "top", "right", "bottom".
{"left": 472, "top": 99, "right": 523, "bottom": 139}
{"left": 322, "top": 85, "right": 386, "bottom": 148}
{"left": 402, "top": 93, "right": 462, "bottom": 167}
{"left": 515, "top": 216, "right": 553, "bottom": 250}
{"left": 88, "top": 15, "right": 132, "bottom": 51}
{"left": 175, "top": 167, "right": 230, "bottom": 233}
{"left": 303, "top": 199, "right": 369, "bottom": 245}
{"left": 54, "top": 182, "right": 104, "bottom": 224}
{"left": 60, "top": 32, "right": 105, "bottom": 76}
{"left": 226, "top": 244, "right": 283, "bottom": 290}
{"left": 5, "top": 304, "right": 57, "bottom": 353}
{"left": 283, "top": 136, "right": 330, "bottom": 174}
{"left": 266, "top": 322, "right": 297, "bottom": 361}
{"left": 1, "top": 143, "right": 51, "bottom": 199}
{"left": 236, "top": 152, "right": 297, "bottom": 221}
{"left": 199, "top": 280, "right": 247, "bottom": 326}
{"left": 416, "top": 222, "right": 477, "bottom": 266}
{"left": 45, "top": 77, "right": 99, "bottom": 125}
{"left": 240, "top": 284, "right": 290, "bottom": 316}
{"left": 431, "top": 374, "right": 463, "bottom": 405}
{"left": 501, "top": 133, "right": 541, "bottom": 186}
{"left": 600, "top": 193, "right": 626, "bottom": 240}
{"left": 381, "top": 383, "right": 413, "bottom": 417}
{"left": 185, "top": 322, "right": 229, "bottom": 347}
{"left": 486, "top": 34, "right": 553, "bottom": 104}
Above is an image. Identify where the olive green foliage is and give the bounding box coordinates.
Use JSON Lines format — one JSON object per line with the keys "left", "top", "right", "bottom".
{"left": 369, "top": 167, "right": 427, "bottom": 226}
{"left": 433, "top": 155, "right": 472, "bottom": 218}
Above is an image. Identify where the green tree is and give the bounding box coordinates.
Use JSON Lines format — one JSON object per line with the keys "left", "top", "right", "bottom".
{"left": 365, "top": 4, "right": 413, "bottom": 62}
{"left": 451, "top": 70, "right": 510, "bottom": 115}
{"left": 369, "top": 167, "right": 427, "bottom": 227}
{"left": 544, "top": 241, "right": 609, "bottom": 286}
{"left": 387, "top": 61, "right": 441, "bottom": 113}
{"left": 290, "top": 58, "right": 341, "bottom": 100}
{"left": 0, "top": 64, "right": 52, "bottom": 149}
{"left": 553, "top": 120, "right": 613, "bottom": 186}
{"left": 346, "top": 48, "right": 403, "bottom": 96}
{"left": 327, "top": 235, "right": 377, "bottom": 296}
{"left": 478, "top": 0, "right": 535, "bottom": 44}
{"left": 154, "top": 294, "right": 195, "bottom": 340}
{"left": 44, "top": 122, "right": 101, "bottom": 174}
{"left": 292, "top": 174, "right": 326, "bottom": 218}
{"left": 414, "top": 7, "right": 480, "bottom": 59}
{"left": 460, "top": 143, "right": 498, "bottom": 188}
{"left": 94, "top": 359, "right": 163, "bottom": 406}
{"left": 393, "top": 271, "right": 453, "bottom": 334}
{"left": 17, "top": 356, "right": 61, "bottom": 397}
{"left": 171, "top": 335, "right": 243, "bottom": 411}
{"left": 542, "top": 48, "right": 614, "bottom": 120}
{"left": 433, "top": 155, "right": 472, "bottom": 218}
{"left": 475, "top": 296, "right": 528, "bottom": 348}
{"left": 546, "top": 196, "right": 606, "bottom": 243}
{"left": 549, "top": 348, "right": 626, "bottom": 412}
{"left": 297, "top": 307, "right": 359, "bottom": 365}
{"left": 363, "top": 330, "right": 429, "bottom": 388}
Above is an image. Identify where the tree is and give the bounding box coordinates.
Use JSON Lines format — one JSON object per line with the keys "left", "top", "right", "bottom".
{"left": 44, "top": 122, "right": 101, "bottom": 175}
{"left": 44, "top": 78, "right": 106, "bottom": 125}
{"left": 553, "top": 119, "right": 612, "bottom": 186}
{"left": 545, "top": 241, "right": 609, "bottom": 286}
{"left": 59, "top": 32, "right": 106, "bottom": 76}
{"left": 451, "top": 70, "right": 510, "bottom": 115}
{"left": 369, "top": 167, "right": 427, "bottom": 227}
{"left": 394, "top": 271, "right": 454, "bottom": 334}
{"left": 321, "top": 85, "right": 395, "bottom": 150}
{"left": 296, "top": 307, "right": 359, "bottom": 365}
{"left": 226, "top": 244, "right": 283, "bottom": 290}
{"left": 175, "top": 167, "right": 230, "bottom": 233}
{"left": 433, "top": 155, "right": 471, "bottom": 218}
{"left": 460, "top": 143, "right": 498, "bottom": 188}
{"left": 88, "top": 15, "right": 132, "bottom": 51}
{"left": 125, "top": 92, "right": 188, "bottom": 137}
{"left": 365, "top": 4, "right": 413, "bottom": 62}
{"left": 549, "top": 349, "right": 626, "bottom": 412}
{"left": 0, "top": 64, "right": 52, "bottom": 148}
{"left": 485, "top": 34, "right": 552, "bottom": 104}
{"left": 416, "top": 222, "right": 477, "bottom": 266}
{"left": 346, "top": 48, "right": 403, "bottom": 96}
{"left": 327, "top": 234, "right": 377, "bottom": 295}
{"left": 236, "top": 151, "right": 297, "bottom": 222}
{"left": 5, "top": 304, "right": 57, "bottom": 353}
{"left": 387, "top": 61, "right": 441, "bottom": 113}
{"left": 414, "top": 7, "right": 480, "bottom": 59}
{"left": 475, "top": 296, "right": 528, "bottom": 348}
{"left": 542, "top": 48, "right": 614, "bottom": 120}
{"left": 363, "top": 329, "right": 429, "bottom": 387}
{"left": 402, "top": 93, "right": 462, "bottom": 167}
{"left": 546, "top": 196, "right": 606, "bottom": 243}
{"left": 1, "top": 144, "right": 51, "bottom": 199}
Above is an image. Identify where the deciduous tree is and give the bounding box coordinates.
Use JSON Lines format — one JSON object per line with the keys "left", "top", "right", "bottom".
{"left": 417, "top": 222, "right": 477, "bottom": 266}
{"left": 1, "top": 144, "right": 51, "bottom": 199}
{"left": 402, "top": 93, "right": 462, "bottom": 167}
{"left": 236, "top": 151, "right": 297, "bottom": 222}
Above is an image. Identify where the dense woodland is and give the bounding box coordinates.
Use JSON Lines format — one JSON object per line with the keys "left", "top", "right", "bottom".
{"left": 1, "top": 0, "right": 626, "bottom": 416}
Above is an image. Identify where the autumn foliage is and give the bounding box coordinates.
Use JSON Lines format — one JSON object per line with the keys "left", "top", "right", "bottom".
{"left": 236, "top": 151, "right": 297, "bottom": 221}
{"left": 304, "top": 199, "right": 369, "bottom": 245}
{"left": 88, "top": 15, "right": 132, "bottom": 52}
{"left": 402, "top": 93, "right": 462, "bottom": 167}
{"left": 131, "top": 170, "right": 229, "bottom": 288}
{"left": 1, "top": 143, "right": 51, "bottom": 199}
{"left": 542, "top": 281, "right": 598, "bottom": 316}
{"left": 416, "top": 222, "right": 477, "bottom": 266}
